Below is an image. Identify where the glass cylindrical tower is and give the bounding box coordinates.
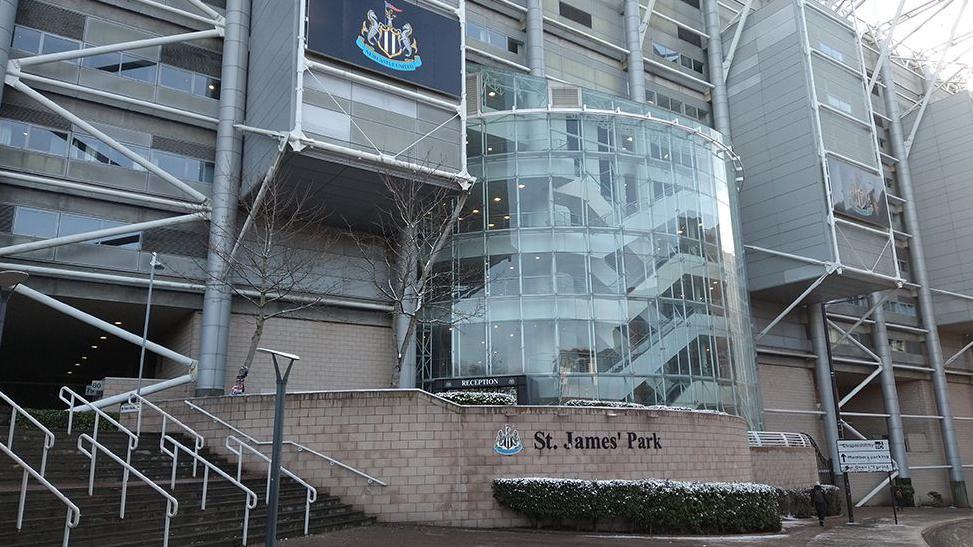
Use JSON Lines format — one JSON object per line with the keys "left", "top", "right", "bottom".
{"left": 423, "top": 69, "right": 759, "bottom": 426}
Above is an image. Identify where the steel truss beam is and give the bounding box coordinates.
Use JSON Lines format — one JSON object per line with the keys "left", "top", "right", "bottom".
{"left": 827, "top": 291, "right": 892, "bottom": 348}
{"left": 0, "top": 212, "right": 208, "bottom": 257}
{"left": 638, "top": 0, "right": 658, "bottom": 47}
{"left": 865, "top": 0, "right": 907, "bottom": 97}
{"left": 827, "top": 318, "right": 882, "bottom": 363}
{"left": 0, "top": 170, "right": 207, "bottom": 212}
{"left": 722, "top": 0, "right": 754, "bottom": 82}
{"left": 755, "top": 271, "right": 832, "bottom": 342}
{"left": 13, "top": 284, "right": 195, "bottom": 367}
{"left": 837, "top": 366, "right": 882, "bottom": 407}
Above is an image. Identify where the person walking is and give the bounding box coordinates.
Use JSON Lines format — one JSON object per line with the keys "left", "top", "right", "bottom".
{"left": 812, "top": 484, "right": 828, "bottom": 527}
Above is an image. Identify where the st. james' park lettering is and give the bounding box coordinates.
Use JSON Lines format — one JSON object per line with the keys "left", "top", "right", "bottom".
{"left": 533, "top": 431, "right": 663, "bottom": 452}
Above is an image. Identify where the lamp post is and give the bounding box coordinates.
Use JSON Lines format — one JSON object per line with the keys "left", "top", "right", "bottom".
{"left": 135, "top": 253, "right": 164, "bottom": 398}
{"left": 256, "top": 347, "right": 300, "bottom": 547}
{"left": 0, "top": 270, "right": 28, "bottom": 350}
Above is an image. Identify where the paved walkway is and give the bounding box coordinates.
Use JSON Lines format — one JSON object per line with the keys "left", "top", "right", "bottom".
{"left": 279, "top": 508, "right": 973, "bottom": 546}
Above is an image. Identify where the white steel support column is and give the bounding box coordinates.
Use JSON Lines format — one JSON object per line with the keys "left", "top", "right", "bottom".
{"left": 198, "top": 0, "right": 251, "bottom": 396}
{"left": 881, "top": 43, "right": 968, "bottom": 506}
{"left": 526, "top": 0, "right": 545, "bottom": 77}
{"left": 624, "top": 0, "right": 646, "bottom": 102}
{"left": 810, "top": 304, "right": 842, "bottom": 474}
{"left": 870, "top": 292, "right": 911, "bottom": 479}
{"left": 0, "top": 0, "right": 18, "bottom": 105}
{"left": 704, "top": 0, "right": 731, "bottom": 137}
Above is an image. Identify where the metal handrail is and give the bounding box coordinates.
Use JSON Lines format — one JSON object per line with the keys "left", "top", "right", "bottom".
{"left": 225, "top": 435, "right": 318, "bottom": 536}
{"left": 77, "top": 433, "right": 178, "bottom": 547}
{"left": 747, "top": 430, "right": 813, "bottom": 448}
{"left": 130, "top": 393, "right": 204, "bottom": 476}
{"left": 161, "top": 434, "right": 258, "bottom": 546}
{"left": 1, "top": 389, "right": 56, "bottom": 476}
{"left": 185, "top": 400, "right": 387, "bottom": 486}
{"left": 0, "top": 440, "right": 80, "bottom": 547}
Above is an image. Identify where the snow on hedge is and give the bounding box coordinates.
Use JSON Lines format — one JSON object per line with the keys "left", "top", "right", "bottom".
{"left": 437, "top": 391, "right": 516, "bottom": 406}
{"left": 493, "top": 477, "right": 782, "bottom": 534}
{"left": 562, "top": 399, "right": 729, "bottom": 415}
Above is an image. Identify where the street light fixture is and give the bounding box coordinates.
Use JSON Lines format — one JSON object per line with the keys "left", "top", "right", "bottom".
{"left": 256, "top": 347, "right": 300, "bottom": 547}
{"left": 0, "top": 270, "right": 28, "bottom": 350}
{"left": 136, "top": 253, "right": 164, "bottom": 398}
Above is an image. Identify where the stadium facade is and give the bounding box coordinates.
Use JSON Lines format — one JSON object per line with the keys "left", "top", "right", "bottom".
{"left": 1, "top": 0, "right": 973, "bottom": 508}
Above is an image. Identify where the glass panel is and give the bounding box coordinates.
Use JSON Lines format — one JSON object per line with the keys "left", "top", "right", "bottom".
{"left": 458, "top": 182, "right": 484, "bottom": 232}
{"left": 487, "top": 254, "right": 519, "bottom": 296}
{"left": 160, "top": 65, "right": 194, "bottom": 92}
{"left": 119, "top": 54, "right": 157, "bottom": 82}
{"left": 594, "top": 321, "right": 625, "bottom": 373}
{"left": 524, "top": 320, "right": 556, "bottom": 373}
{"left": 194, "top": 73, "right": 221, "bottom": 99}
{"left": 456, "top": 322, "right": 487, "bottom": 376}
{"left": 12, "top": 26, "right": 42, "bottom": 54}
{"left": 489, "top": 321, "right": 523, "bottom": 375}
{"left": 557, "top": 319, "right": 592, "bottom": 374}
{"left": 26, "top": 127, "right": 69, "bottom": 156}
{"left": 82, "top": 51, "right": 121, "bottom": 72}
{"left": 518, "top": 177, "right": 551, "bottom": 227}
{"left": 554, "top": 252, "right": 586, "bottom": 294}
{"left": 41, "top": 34, "right": 81, "bottom": 62}
{"left": 58, "top": 213, "right": 102, "bottom": 236}
{"left": 522, "top": 252, "right": 553, "bottom": 295}
{"left": 0, "top": 119, "right": 29, "bottom": 148}
{"left": 13, "top": 207, "right": 58, "bottom": 238}
{"left": 486, "top": 179, "right": 515, "bottom": 230}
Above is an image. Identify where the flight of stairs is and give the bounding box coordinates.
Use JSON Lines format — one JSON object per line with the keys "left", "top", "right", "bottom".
{"left": 0, "top": 428, "right": 374, "bottom": 545}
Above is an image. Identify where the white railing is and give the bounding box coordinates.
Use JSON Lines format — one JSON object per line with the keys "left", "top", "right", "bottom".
{"left": 0, "top": 441, "right": 80, "bottom": 547}
{"left": 130, "top": 393, "right": 204, "bottom": 476}
{"left": 77, "top": 433, "right": 178, "bottom": 547}
{"left": 185, "top": 400, "right": 386, "bottom": 486}
{"left": 226, "top": 435, "right": 318, "bottom": 536}
{"left": 59, "top": 387, "right": 139, "bottom": 502}
{"left": 1, "top": 389, "right": 56, "bottom": 476}
{"left": 747, "top": 431, "right": 813, "bottom": 448}
{"left": 161, "top": 434, "right": 258, "bottom": 545}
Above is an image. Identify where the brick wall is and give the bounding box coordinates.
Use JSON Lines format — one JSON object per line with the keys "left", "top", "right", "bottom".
{"left": 150, "top": 390, "right": 755, "bottom": 527}
{"left": 749, "top": 447, "right": 818, "bottom": 490}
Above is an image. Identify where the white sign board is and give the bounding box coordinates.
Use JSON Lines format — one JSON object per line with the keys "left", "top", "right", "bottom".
{"left": 837, "top": 439, "right": 894, "bottom": 473}
{"left": 119, "top": 402, "right": 141, "bottom": 414}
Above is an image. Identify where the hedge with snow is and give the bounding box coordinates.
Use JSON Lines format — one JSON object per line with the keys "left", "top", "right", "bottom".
{"left": 562, "top": 399, "right": 728, "bottom": 414}
{"left": 493, "top": 478, "right": 781, "bottom": 533}
{"left": 437, "top": 391, "right": 516, "bottom": 406}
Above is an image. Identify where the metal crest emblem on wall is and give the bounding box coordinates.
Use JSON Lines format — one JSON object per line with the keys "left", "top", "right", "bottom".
{"left": 356, "top": 2, "right": 423, "bottom": 72}
{"left": 848, "top": 179, "right": 876, "bottom": 217}
{"left": 494, "top": 424, "right": 523, "bottom": 456}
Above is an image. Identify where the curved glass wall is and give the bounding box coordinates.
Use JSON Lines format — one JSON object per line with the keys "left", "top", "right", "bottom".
{"left": 423, "top": 69, "right": 759, "bottom": 426}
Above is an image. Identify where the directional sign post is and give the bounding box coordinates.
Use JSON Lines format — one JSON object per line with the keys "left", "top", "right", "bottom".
{"left": 837, "top": 439, "right": 898, "bottom": 524}
{"left": 837, "top": 440, "right": 894, "bottom": 473}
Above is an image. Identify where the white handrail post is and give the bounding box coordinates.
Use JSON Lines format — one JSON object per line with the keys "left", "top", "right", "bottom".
{"left": 171, "top": 449, "right": 179, "bottom": 489}
{"left": 7, "top": 410, "right": 14, "bottom": 447}
{"left": 201, "top": 466, "right": 209, "bottom": 510}
{"left": 17, "top": 468, "right": 27, "bottom": 529}
{"left": 62, "top": 510, "right": 71, "bottom": 547}
{"left": 89, "top": 413, "right": 99, "bottom": 495}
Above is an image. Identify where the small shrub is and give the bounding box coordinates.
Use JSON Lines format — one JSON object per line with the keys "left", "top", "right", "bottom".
{"left": 18, "top": 408, "right": 119, "bottom": 432}
{"left": 924, "top": 491, "right": 945, "bottom": 508}
{"left": 437, "top": 391, "right": 516, "bottom": 406}
{"left": 493, "top": 478, "right": 781, "bottom": 534}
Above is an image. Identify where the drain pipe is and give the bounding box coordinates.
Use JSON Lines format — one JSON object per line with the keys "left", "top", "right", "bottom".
{"left": 869, "top": 292, "right": 911, "bottom": 481}
{"left": 525, "top": 0, "right": 545, "bottom": 77}
{"left": 198, "top": 0, "right": 252, "bottom": 396}
{"left": 623, "top": 0, "right": 645, "bottom": 102}
{"left": 881, "top": 41, "right": 968, "bottom": 507}
{"left": 809, "top": 304, "right": 842, "bottom": 475}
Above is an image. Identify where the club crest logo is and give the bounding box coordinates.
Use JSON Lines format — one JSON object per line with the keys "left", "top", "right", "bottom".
{"left": 494, "top": 424, "right": 523, "bottom": 456}
{"left": 848, "top": 179, "right": 876, "bottom": 217}
{"left": 356, "top": 2, "right": 422, "bottom": 72}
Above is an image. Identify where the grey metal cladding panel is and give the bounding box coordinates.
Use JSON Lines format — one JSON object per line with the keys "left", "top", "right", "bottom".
{"left": 834, "top": 223, "right": 896, "bottom": 276}
{"left": 804, "top": 8, "right": 859, "bottom": 70}
{"left": 242, "top": 0, "right": 299, "bottom": 195}
{"left": 17, "top": 0, "right": 84, "bottom": 40}
{"left": 819, "top": 111, "right": 876, "bottom": 167}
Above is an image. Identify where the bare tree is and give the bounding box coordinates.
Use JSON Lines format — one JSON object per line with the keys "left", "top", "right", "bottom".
{"left": 351, "top": 174, "right": 474, "bottom": 387}
{"left": 205, "top": 179, "right": 342, "bottom": 381}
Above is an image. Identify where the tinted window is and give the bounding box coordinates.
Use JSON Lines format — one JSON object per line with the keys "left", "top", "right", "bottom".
{"left": 12, "top": 26, "right": 42, "bottom": 53}
{"left": 677, "top": 27, "right": 702, "bottom": 48}
{"left": 559, "top": 2, "right": 592, "bottom": 27}
{"left": 13, "top": 207, "right": 58, "bottom": 238}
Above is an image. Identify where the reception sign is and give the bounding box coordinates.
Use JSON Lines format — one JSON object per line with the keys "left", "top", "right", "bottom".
{"left": 306, "top": 0, "right": 463, "bottom": 97}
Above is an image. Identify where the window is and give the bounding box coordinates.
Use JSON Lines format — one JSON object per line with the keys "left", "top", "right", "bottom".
{"left": 559, "top": 2, "right": 592, "bottom": 27}
{"left": 59, "top": 213, "right": 141, "bottom": 249}
{"left": 819, "top": 42, "right": 845, "bottom": 63}
{"left": 13, "top": 207, "right": 58, "bottom": 238}
{"left": 0, "top": 119, "right": 68, "bottom": 156}
{"left": 70, "top": 133, "right": 215, "bottom": 184}
{"left": 653, "top": 43, "right": 680, "bottom": 63}
{"left": 677, "top": 27, "right": 702, "bottom": 48}
{"left": 119, "top": 53, "right": 158, "bottom": 83}
{"left": 681, "top": 0, "right": 701, "bottom": 8}
{"left": 826, "top": 95, "right": 852, "bottom": 114}
{"left": 12, "top": 26, "right": 81, "bottom": 62}
{"left": 467, "top": 22, "right": 522, "bottom": 55}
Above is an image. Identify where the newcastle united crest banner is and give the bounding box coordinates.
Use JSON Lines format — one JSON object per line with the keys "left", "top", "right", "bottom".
{"left": 827, "top": 157, "right": 890, "bottom": 228}
{"left": 307, "top": 0, "right": 462, "bottom": 98}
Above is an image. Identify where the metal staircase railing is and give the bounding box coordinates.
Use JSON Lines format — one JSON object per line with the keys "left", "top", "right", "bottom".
{"left": 0, "top": 441, "right": 80, "bottom": 547}
{"left": 77, "top": 433, "right": 178, "bottom": 547}
{"left": 130, "top": 393, "right": 204, "bottom": 476}
{"left": 0, "top": 389, "right": 79, "bottom": 547}
{"left": 226, "top": 435, "right": 317, "bottom": 536}
{"left": 59, "top": 386, "right": 138, "bottom": 496}
{"left": 185, "top": 400, "right": 386, "bottom": 486}
{"left": 1, "top": 390, "right": 56, "bottom": 476}
{"left": 746, "top": 431, "right": 813, "bottom": 447}
{"left": 161, "top": 434, "right": 258, "bottom": 545}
